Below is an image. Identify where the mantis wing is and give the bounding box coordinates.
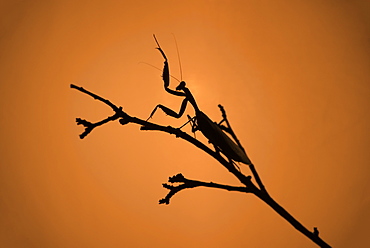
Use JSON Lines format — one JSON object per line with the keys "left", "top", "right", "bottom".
{"left": 197, "top": 111, "right": 251, "bottom": 165}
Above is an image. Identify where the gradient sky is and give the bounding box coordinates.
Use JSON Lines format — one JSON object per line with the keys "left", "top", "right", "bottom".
{"left": 1, "top": 1, "right": 369, "bottom": 247}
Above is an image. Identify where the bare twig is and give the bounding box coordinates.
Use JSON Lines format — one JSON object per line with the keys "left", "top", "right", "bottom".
{"left": 71, "top": 84, "right": 131, "bottom": 139}
{"left": 70, "top": 84, "right": 119, "bottom": 112}
{"left": 159, "top": 173, "right": 252, "bottom": 204}
{"left": 255, "top": 193, "right": 331, "bottom": 248}
{"left": 218, "top": 104, "right": 267, "bottom": 194}
{"left": 75, "top": 114, "right": 121, "bottom": 139}
{"left": 71, "top": 84, "right": 254, "bottom": 188}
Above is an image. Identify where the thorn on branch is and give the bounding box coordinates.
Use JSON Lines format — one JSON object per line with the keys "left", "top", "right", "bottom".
{"left": 168, "top": 173, "right": 186, "bottom": 183}
{"left": 313, "top": 227, "right": 319, "bottom": 237}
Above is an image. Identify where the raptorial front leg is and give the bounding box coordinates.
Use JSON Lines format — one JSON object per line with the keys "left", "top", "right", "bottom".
{"left": 159, "top": 52, "right": 170, "bottom": 89}
{"left": 153, "top": 34, "right": 185, "bottom": 98}
{"left": 153, "top": 34, "right": 170, "bottom": 88}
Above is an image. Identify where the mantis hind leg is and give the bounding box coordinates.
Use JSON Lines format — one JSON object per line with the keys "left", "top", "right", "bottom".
{"left": 186, "top": 115, "right": 199, "bottom": 133}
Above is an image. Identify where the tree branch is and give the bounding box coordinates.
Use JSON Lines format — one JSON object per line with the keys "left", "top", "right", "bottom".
{"left": 71, "top": 84, "right": 255, "bottom": 189}
{"left": 218, "top": 104, "right": 267, "bottom": 194}
{"left": 255, "top": 193, "right": 331, "bottom": 248}
{"left": 71, "top": 84, "right": 331, "bottom": 248}
{"left": 159, "top": 173, "right": 252, "bottom": 204}
{"left": 75, "top": 114, "right": 121, "bottom": 139}
{"left": 71, "top": 84, "right": 119, "bottom": 112}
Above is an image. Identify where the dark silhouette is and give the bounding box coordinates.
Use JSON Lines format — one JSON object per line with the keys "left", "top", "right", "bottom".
{"left": 70, "top": 35, "right": 331, "bottom": 248}
{"left": 147, "top": 35, "right": 251, "bottom": 168}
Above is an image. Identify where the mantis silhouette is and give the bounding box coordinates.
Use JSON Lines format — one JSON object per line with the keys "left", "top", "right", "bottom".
{"left": 147, "top": 35, "right": 252, "bottom": 167}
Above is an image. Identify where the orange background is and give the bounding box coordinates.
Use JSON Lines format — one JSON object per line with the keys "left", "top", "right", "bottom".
{"left": 1, "top": 1, "right": 369, "bottom": 247}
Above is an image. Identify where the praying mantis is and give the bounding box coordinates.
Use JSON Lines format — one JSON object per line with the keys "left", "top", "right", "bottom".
{"left": 146, "top": 35, "right": 252, "bottom": 167}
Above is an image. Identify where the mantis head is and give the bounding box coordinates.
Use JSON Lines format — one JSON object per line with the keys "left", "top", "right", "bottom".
{"left": 176, "top": 81, "right": 186, "bottom": 91}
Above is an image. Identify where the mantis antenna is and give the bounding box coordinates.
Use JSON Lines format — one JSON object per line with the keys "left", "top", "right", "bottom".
{"left": 138, "top": 61, "right": 181, "bottom": 83}
{"left": 171, "top": 33, "right": 183, "bottom": 81}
